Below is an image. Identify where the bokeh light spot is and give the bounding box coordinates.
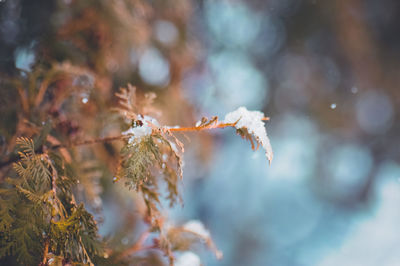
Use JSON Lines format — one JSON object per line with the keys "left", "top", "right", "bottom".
{"left": 154, "top": 20, "right": 179, "bottom": 46}
{"left": 356, "top": 90, "right": 393, "bottom": 134}
{"left": 139, "top": 47, "right": 170, "bottom": 87}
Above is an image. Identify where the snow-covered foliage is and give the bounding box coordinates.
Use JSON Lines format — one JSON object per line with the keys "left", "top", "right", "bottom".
{"left": 122, "top": 115, "right": 159, "bottom": 143}
{"left": 175, "top": 251, "right": 201, "bottom": 266}
{"left": 224, "top": 106, "right": 273, "bottom": 163}
{"left": 183, "top": 220, "right": 211, "bottom": 239}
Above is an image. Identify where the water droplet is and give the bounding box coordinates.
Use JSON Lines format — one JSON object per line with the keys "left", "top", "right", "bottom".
{"left": 93, "top": 197, "right": 102, "bottom": 207}
{"left": 113, "top": 176, "right": 118, "bottom": 182}
{"left": 121, "top": 237, "right": 129, "bottom": 245}
{"left": 351, "top": 87, "right": 358, "bottom": 94}
{"left": 82, "top": 97, "right": 88, "bottom": 104}
{"left": 330, "top": 103, "right": 337, "bottom": 109}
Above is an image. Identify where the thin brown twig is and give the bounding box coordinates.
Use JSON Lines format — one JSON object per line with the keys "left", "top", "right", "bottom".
{"left": 40, "top": 238, "right": 50, "bottom": 266}
{"left": 0, "top": 136, "right": 129, "bottom": 170}
{"left": 49, "top": 135, "right": 130, "bottom": 150}
{"left": 117, "top": 231, "right": 152, "bottom": 260}
{"left": 43, "top": 154, "right": 58, "bottom": 195}
{"left": 167, "top": 122, "right": 237, "bottom": 132}
{"left": 166, "top": 117, "right": 269, "bottom": 133}
{"left": 0, "top": 116, "right": 270, "bottom": 170}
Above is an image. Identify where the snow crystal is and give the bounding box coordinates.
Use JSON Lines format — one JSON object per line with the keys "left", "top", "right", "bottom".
{"left": 122, "top": 115, "right": 158, "bottom": 143}
{"left": 169, "top": 142, "right": 179, "bottom": 154}
{"left": 224, "top": 106, "right": 273, "bottom": 163}
{"left": 175, "top": 252, "right": 201, "bottom": 266}
{"left": 183, "top": 220, "right": 210, "bottom": 239}
{"left": 163, "top": 125, "right": 180, "bottom": 129}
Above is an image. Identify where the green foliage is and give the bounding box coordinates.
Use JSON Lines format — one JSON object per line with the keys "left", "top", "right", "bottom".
{"left": 13, "top": 138, "right": 52, "bottom": 192}
{"left": 0, "top": 83, "right": 271, "bottom": 265}
{"left": 117, "top": 132, "right": 182, "bottom": 227}
{"left": 50, "top": 204, "right": 102, "bottom": 263}
{"left": 0, "top": 138, "right": 102, "bottom": 265}
{"left": 118, "top": 135, "right": 159, "bottom": 190}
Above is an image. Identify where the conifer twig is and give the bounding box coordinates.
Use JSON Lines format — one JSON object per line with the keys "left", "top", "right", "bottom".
{"left": 0, "top": 136, "right": 130, "bottom": 169}
{"left": 117, "top": 231, "right": 151, "bottom": 260}
{"left": 50, "top": 135, "right": 131, "bottom": 150}
{"left": 0, "top": 117, "right": 270, "bottom": 169}
{"left": 40, "top": 238, "right": 50, "bottom": 266}
{"left": 44, "top": 154, "right": 58, "bottom": 195}
{"left": 167, "top": 122, "right": 237, "bottom": 132}
{"left": 162, "top": 117, "right": 269, "bottom": 132}
{"left": 166, "top": 117, "right": 269, "bottom": 133}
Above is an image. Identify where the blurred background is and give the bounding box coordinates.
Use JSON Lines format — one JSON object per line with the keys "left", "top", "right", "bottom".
{"left": 1, "top": 0, "right": 400, "bottom": 265}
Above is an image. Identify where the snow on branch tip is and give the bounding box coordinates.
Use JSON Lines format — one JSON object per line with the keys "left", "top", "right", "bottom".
{"left": 224, "top": 106, "right": 273, "bottom": 163}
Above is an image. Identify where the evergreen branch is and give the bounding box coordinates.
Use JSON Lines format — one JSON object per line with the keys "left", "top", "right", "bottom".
{"left": 41, "top": 238, "right": 50, "bottom": 266}
{"left": 0, "top": 117, "right": 269, "bottom": 170}
{"left": 78, "top": 234, "right": 94, "bottom": 266}
{"left": 2, "top": 138, "right": 101, "bottom": 264}
{"left": 0, "top": 136, "right": 129, "bottom": 170}
{"left": 15, "top": 185, "right": 42, "bottom": 204}
{"left": 51, "top": 117, "right": 269, "bottom": 148}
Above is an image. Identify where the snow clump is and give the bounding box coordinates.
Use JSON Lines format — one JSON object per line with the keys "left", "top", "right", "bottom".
{"left": 175, "top": 251, "right": 201, "bottom": 266}
{"left": 224, "top": 106, "right": 273, "bottom": 163}
{"left": 122, "top": 115, "right": 159, "bottom": 143}
{"left": 183, "top": 220, "right": 210, "bottom": 239}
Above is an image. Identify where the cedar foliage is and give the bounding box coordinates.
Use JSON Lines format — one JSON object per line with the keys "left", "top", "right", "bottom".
{"left": 0, "top": 81, "right": 270, "bottom": 265}
{"left": 0, "top": 1, "right": 272, "bottom": 265}
{"left": 0, "top": 138, "right": 101, "bottom": 265}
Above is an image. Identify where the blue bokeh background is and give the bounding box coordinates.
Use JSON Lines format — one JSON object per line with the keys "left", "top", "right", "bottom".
{"left": 171, "top": 1, "right": 400, "bottom": 265}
